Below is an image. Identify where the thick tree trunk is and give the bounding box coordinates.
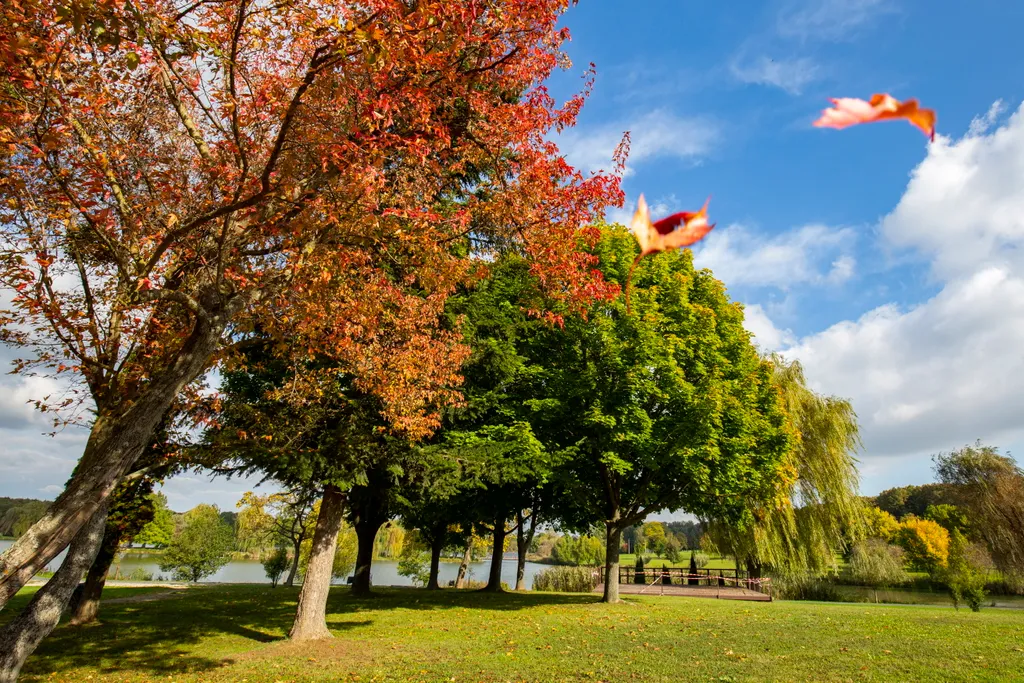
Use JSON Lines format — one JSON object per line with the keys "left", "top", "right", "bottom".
{"left": 351, "top": 517, "right": 383, "bottom": 597}
{"left": 427, "top": 538, "right": 443, "bottom": 590}
{"left": 67, "top": 521, "right": 120, "bottom": 625}
{"left": 602, "top": 524, "right": 622, "bottom": 604}
{"left": 0, "top": 506, "right": 107, "bottom": 683}
{"left": 483, "top": 519, "right": 506, "bottom": 593}
{"left": 0, "top": 313, "right": 231, "bottom": 610}
{"left": 284, "top": 536, "right": 302, "bottom": 588}
{"left": 289, "top": 486, "right": 345, "bottom": 641}
{"left": 455, "top": 542, "right": 472, "bottom": 588}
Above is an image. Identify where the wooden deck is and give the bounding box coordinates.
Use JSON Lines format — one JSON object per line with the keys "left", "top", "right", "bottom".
{"left": 595, "top": 583, "right": 772, "bottom": 601}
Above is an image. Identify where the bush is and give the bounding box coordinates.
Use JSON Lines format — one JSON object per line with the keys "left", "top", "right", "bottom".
{"left": 532, "top": 566, "right": 600, "bottom": 593}
{"left": 128, "top": 567, "right": 154, "bottom": 581}
{"left": 397, "top": 549, "right": 431, "bottom": 587}
{"left": 771, "top": 574, "right": 843, "bottom": 601}
{"left": 262, "top": 547, "right": 290, "bottom": 587}
{"left": 634, "top": 555, "right": 646, "bottom": 584}
{"left": 691, "top": 552, "right": 709, "bottom": 569}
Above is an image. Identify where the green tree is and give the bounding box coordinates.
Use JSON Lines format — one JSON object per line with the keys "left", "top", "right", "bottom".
{"left": 941, "top": 529, "right": 986, "bottom": 611}
{"left": 706, "top": 355, "right": 864, "bottom": 579}
{"left": 262, "top": 548, "right": 290, "bottom": 588}
{"left": 924, "top": 504, "right": 971, "bottom": 537}
{"left": 134, "top": 493, "right": 175, "bottom": 548}
{"left": 642, "top": 522, "right": 667, "bottom": 557}
{"left": 159, "top": 505, "right": 234, "bottom": 583}
{"left": 873, "top": 483, "right": 953, "bottom": 520}
{"left": 847, "top": 538, "right": 909, "bottom": 603}
{"left": 524, "top": 228, "right": 796, "bottom": 602}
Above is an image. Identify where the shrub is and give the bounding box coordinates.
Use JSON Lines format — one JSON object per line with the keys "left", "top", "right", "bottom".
{"left": 128, "top": 567, "right": 154, "bottom": 582}
{"left": 532, "top": 566, "right": 600, "bottom": 593}
{"left": 691, "top": 552, "right": 709, "bottom": 569}
{"left": 770, "top": 574, "right": 842, "bottom": 601}
{"left": 845, "top": 538, "right": 909, "bottom": 602}
{"left": 397, "top": 549, "right": 431, "bottom": 587}
{"left": 634, "top": 555, "right": 646, "bottom": 584}
{"left": 262, "top": 547, "right": 290, "bottom": 588}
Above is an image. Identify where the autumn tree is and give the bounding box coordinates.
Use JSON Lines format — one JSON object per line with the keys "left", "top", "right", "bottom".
{"left": 0, "top": 0, "right": 623, "bottom": 628}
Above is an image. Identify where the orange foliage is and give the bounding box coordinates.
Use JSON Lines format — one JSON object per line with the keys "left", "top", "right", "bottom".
{"left": 813, "top": 94, "right": 936, "bottom": 140}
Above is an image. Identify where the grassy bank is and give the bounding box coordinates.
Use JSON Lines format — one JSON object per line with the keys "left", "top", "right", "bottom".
{"left": 5, "top": 584, "right": 1023, "bottom": 682}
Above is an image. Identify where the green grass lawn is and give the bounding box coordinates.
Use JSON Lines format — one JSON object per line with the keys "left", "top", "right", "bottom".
{"left": 5, "top": 584, "right": 1023, "bottom": 682}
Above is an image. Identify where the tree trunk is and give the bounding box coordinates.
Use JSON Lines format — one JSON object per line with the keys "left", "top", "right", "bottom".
{"left": 602, "top": 524, "right": 622, "bottom": 603}
{"left": 427, "top": 538, "right": 443, "bottom": 590}
{"left": 284, "top": 536, "right": 302, "bottom": 588}
{"left": 515, "top": 510, "right": 537, "bottom": 591}
{"left": 67, "top": 521, "right": 120, "bottom": 626}
{"left": 288, "top": 486, "right": 345, "bottom": 641}
{"left": 351, "top": 517, "right": 384, "bottom": 597}
{"left": 455, "top": 542, "right": 472, "bottom": 588}
{"left": 0, "top": 506, "right": 107, "bottom": 683}
{"left": 0, "top": 312, "right": 232, "bottom": 609}
{"left": 482, "top": 519, "right": 506, "bottom": 593}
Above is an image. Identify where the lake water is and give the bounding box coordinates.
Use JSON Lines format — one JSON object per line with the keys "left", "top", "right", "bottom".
{"left": 0, "top": 539, "right": 548, "bottom": 588}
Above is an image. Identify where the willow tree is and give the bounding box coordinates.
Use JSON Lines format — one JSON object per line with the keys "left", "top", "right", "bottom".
{"left": 935, "top": 442, "right": 1024, "bottom": 585}
{"left": 706, "top": 355, "right": 864, "bottom": 578}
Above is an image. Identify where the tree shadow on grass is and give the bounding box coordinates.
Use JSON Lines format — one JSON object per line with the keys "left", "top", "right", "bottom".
{"left": 19, "top": 585, "right": 369, "bottom": 682}
{"left": 328, "top": 585, "right": 602, "bottom": 615}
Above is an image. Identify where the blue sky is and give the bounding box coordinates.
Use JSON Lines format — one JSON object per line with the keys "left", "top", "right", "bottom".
{"left": 547, "top": 0, "right": 1024, "bottom": 505}
{"left": 2, "top": 0, "right": 1024, "bottom": 513}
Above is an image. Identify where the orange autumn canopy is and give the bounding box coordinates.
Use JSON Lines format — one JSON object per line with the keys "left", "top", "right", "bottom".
{"left": 813, "top": 93, "right": 936, "bottom": 141}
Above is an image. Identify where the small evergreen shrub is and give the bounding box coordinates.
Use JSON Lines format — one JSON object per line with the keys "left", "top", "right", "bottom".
{"left": 532, "top": 566, "right": 600, "bottom": 593}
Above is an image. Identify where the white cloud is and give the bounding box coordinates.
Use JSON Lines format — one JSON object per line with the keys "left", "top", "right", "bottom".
{"left": 881, "top": 102, "right": 1024, "bottom": 279}
{"left": 769, "top": 101, "right": 1024, "bottom": 471}
{"left": 559, "top": 109, "right": 720, "bottom": 176}
{"left": 777, "top": 0, "right": 896, "bottom": 41}
{"left": 694, "top": 223, "right": 857, "bottom": 289}
{"left": 743, "top": 303, "right": 796, "bottom": 351}
{"left": 730, "top": 56, "right": 821, "bottom": 95}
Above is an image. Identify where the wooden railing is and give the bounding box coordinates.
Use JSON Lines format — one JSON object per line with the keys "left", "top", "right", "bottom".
{"left": 616, "top": 566, "right": 772, "bottom": 598}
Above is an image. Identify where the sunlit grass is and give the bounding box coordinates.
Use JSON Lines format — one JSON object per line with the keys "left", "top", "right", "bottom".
{"left": 6, "top": 584, "right": 1024, "bottom": 682}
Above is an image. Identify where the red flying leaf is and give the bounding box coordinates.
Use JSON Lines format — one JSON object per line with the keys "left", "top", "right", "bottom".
{"left": 630, "top": 194, "right": 715, "bottom": 258}
{"left": 813, "top": 93, "right": 936, "bottom": 141}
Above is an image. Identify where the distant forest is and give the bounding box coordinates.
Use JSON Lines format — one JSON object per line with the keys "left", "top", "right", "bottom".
{"left": 0, "top": 496, "right": 51, "bottom": 538}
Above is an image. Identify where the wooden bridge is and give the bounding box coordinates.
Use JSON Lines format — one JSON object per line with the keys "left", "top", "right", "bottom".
{"left": 594, "top": 566, "right": 773, "bottom": 602}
